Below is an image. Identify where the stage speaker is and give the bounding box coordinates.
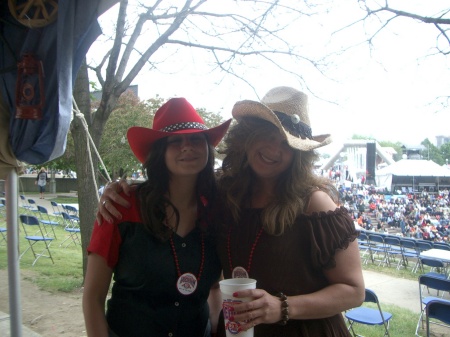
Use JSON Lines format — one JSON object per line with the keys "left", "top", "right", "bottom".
{"left": 366, "top": 142, "right": 376, "bottom": 183}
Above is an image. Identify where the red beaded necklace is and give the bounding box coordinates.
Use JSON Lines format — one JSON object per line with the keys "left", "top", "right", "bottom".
{"left": 169, "top": 232, "right": 205, "bottom": 295}
{"left": 227, "top": 226, "right": 264, "bottom": 278}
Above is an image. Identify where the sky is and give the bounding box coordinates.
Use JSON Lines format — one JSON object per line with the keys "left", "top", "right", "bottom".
{"left": 88, "top": 0, "right": 450, "bottom": 156}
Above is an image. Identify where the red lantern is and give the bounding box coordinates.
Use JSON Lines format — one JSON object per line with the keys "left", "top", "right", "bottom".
{"left": 15, "top": 53, "right": 45, "bottom": 120}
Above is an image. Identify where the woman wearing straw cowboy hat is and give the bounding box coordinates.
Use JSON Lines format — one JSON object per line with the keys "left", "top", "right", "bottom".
{"left": 214, "top": 86, "right": 364, "bottom": 336}
{"left": 83, "top": 97, "right": 231, "bottom": 337}
{"left": 97, "top": 87, "right": 365, "bottom": 337}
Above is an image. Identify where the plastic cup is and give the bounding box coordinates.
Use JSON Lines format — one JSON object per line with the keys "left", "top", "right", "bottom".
{"left": 219, "top": 278, "right": 257, "bottom": 337}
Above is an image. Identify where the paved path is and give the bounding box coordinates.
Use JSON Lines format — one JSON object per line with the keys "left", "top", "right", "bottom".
{"left": 363, "top": 270, "right": 421, "bottom": 313}
{"left": 0, "top": 315, "right": 41, "bottom": 337}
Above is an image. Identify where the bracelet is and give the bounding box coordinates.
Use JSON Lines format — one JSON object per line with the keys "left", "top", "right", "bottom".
{"left": 276, "top": 292, "right": 289, "bottom": 325}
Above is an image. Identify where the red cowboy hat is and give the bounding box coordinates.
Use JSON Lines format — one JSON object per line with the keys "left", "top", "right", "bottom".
{"left": 127, "top": 97, "right": 231, "bottom": 163}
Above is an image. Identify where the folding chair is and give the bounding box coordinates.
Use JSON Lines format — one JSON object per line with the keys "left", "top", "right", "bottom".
{"left": 19, "top": 195, "right": 33, "bottom": 211}
{"left": 36, "top": 205, "right": 59, "bottom": 239}
{"left": 416, "top": 275, "right": 450, "bottom": 336}
{"left": 433, "top": 242, "right": 450, "bottom": 251}
{"left": 0, "top": 198, "right": 5, "bottom": 219}
{"left": 345, "top": 288, "right": 393, "bottom": 337}
{"left": 400, "top": 238, "right": 421, "bottom": 273}
{"left": 60, "top": 212, "right": 81, "bottom": 248}
{"left": 417, "top": 240, "right": 433, "bottom": 253}
{"left": 0, "top": 200, "right": 6, "bottom": 244}
{"left": 0, "top": 227, "right": 6, "bottom": 245}
{"left": 64, "top": 205, "right": 80, "bottom": 221}
{"left": 26, "top": 198, "right": 40, "bottom": 213}
{"left": 358, "top": 231, "right": 370, "bottom": 263}
{"left": 19, "top": 215, "right": 54, "bottom": 266}
{"left": 50, "top": 201, "right": 64, "bottom": 217}
{"left": 367, "top": 233, "right": 388, "bottom": 267}
{"left": 383, "top": 236, "right": 404, "bottom": 269}
{"left": 419, "top": 258, "right": 448, "bottom": 279}
{"left": 426, "top": 299, "right": 450, "bottom": 337}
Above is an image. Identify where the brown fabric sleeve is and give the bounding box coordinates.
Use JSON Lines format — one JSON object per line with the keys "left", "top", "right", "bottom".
{"left": 301, "top": 207, "right": 358, "bottom": 270}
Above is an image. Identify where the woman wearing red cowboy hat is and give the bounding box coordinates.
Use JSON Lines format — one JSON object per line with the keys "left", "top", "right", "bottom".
{"left": 97, "top": 87, "right": 365, "bottom": 337}
{"left": 83, "top": 97, "right": 231, "bottom": 337}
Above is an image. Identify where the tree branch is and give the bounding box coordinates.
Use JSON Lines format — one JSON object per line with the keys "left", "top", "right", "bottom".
{"left": 358, "top": 0, "right": 450, "bottom": 54}
{"left": 118, "top": 0, "right": 199, "bottom": 92}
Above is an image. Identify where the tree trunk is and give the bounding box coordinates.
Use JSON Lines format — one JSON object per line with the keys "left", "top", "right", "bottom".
{"left": 72, "top": 60, "right": 100, "bottom": 279}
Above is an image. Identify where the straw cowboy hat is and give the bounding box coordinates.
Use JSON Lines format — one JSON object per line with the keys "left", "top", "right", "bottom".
{"left": 232, "top": 86, "right": 331, "bottom": 151}
{"left": 128, "top": 97, "right": 231, "bottom": 163}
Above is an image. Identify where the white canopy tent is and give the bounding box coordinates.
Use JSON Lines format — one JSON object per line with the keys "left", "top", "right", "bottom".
{"left": 376, "top": 159, "right": 450, "bottom": 192}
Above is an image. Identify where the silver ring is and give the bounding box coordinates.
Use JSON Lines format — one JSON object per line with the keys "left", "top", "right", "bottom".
{"left": 102, "top": 200, "right": 107, "bottom": 206}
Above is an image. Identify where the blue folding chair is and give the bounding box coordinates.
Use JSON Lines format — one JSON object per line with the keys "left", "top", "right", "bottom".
{"left": 358, "top": 231, "right": 370, "bottom": 263}
{"left": 417, "top": 240, "right": 433, "bottom": 253}
{"left": 27, "top": 198, "right": 40, "bottom": 213}
{"left": 63, "top": 205, "right": 80, "bottom": 221}
{"left": 345, "top": 288, "right": 393, "bottom": 337}
{"left": 416, "top": 275, "right": 450, "bottom": 336}
{"left": 400, "top": 238, "right": 421, "bottom": 273}
{"left": 367, "top": 233, "right": 388, "bottom": 267}
{"left": 19, "top": 215, "right": 54, "bottom": 266}
{"left": 0, "top": 227, "right": 6, "bottom": 245}
{"left": 433, "top": 242, "right": 450, "bottom": 251}
{"left": 0, "top": 199, "right": 7, "bottom": 244}
{"left": 19, "top": 195, "right": 33, "bottom": 211}
{"left": 50, "top": 201, "right": 64, "bottom": 217}
{"left": 0, "top": 198, "right": 5, "bottom": 219}
{"left": 383, "top": 236, "right": 404, "bottom": 269}
{"left": 37, "top": 205, "right": 59, "bottom": 239}
{"left": 426, "top": 299, "right": 450, "bottom": 336}
{"left": 419, "top": 257, "right": 448, "bottom": 280}
{"left": 60, "top": 212, "right": 81, "bottom": 248}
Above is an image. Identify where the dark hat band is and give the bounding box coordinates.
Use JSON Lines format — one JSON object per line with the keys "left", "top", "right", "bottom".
{"left": 273, "top": 111, "right": 312, "bottom": 140}
{"left": 160, "top": 121, "right": 208, "bottom": 132}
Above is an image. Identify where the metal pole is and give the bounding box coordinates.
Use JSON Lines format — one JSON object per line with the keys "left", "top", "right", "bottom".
{"left": 6, "top": 168, "right": 22, "bottom": 337}
{"left": 50, "top": 168, "right": 56, "bottom": 194}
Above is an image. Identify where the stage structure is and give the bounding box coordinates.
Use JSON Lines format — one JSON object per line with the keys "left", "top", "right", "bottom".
{"left": 320, "top": 140, "right": 395, "bottom": 184}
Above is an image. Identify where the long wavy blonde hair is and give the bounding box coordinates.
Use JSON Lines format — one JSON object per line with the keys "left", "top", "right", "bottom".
{"left": 218, "top": 117, "right": 338, "bottom": 235}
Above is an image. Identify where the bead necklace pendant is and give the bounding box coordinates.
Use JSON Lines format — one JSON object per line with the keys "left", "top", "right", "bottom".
{"left": 169, "top": 232, "right": 205, "bottom": 296}
{"left": 228, "top": 226, "right": 264, "bottom": 279}
{"left": 232, "top": 266, "right": 249, "bottom": 278}
{"left": 176, "top": 272, "right": 198, "bottom": 295}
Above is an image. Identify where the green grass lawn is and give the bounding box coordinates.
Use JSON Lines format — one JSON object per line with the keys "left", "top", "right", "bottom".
{"left": 15, "top": 192, "right": 79, "bottom": 205}
{"left": 50, "top": 196, "right": 79, "bottom": 204}
{"left": 0, "top": 211, "right": 84, "bottom": 293}
{"left": 0, "top": 213, "right": 447, "bottom": 336}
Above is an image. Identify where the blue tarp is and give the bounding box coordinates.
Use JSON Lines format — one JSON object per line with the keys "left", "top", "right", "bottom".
{"left": 0, "top": 0, "right": 102, "bottom": 165}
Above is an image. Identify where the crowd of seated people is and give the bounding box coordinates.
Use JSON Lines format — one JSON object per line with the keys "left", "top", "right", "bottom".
{"left": 338, "top": 185, "right": 450, "bottom": 244}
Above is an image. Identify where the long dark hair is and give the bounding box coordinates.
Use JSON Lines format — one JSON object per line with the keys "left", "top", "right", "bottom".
{"left": 137, "top": 136, "right": 217, "bottom": 241}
